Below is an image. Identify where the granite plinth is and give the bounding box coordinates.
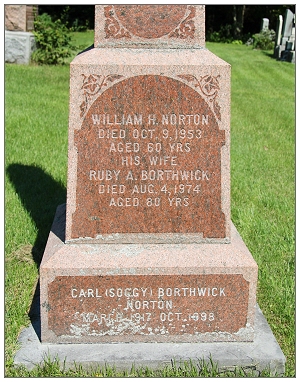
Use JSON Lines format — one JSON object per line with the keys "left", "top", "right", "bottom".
{"left": 5, "top": 31, "right": 36, "bottom": 65}
{"left": 14, "top": 305, "right": 286, "bottom": 376}
{"left": 40, "top": 204, "right": 257, "bottom": 344}
{"left": 66, "top": 47, "right": 231, "bottom": 243}
{"left": 5, "top": 4, "right": 27, "bottom": 31}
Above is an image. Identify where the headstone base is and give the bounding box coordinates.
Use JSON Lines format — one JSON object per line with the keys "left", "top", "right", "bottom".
{"left": 281, "top": 49, "right": 295, "bottom": 63}
{"left": 5, "top": 30, "right": 35, "bottom": 64}
{"left": 274, "top": 45, "right": 286, "bottom": 59}
{"left": 40, "top": 204, "right": 257, "bottom": 344}
{"left": 14, "top": 305, "right": 286, "bottom": 376}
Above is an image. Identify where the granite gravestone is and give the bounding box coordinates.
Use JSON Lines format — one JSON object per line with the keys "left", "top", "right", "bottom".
{"left": 275, "top": 15, "right": 284, "bottom": 47}
{"left": 40, "top": 5, "right": 258, "bottom": 344}
{"left": 261, "top": 18, "right": 269, "bottom": 32}
{"left": 274, "top": 9, "right": 295, "bottom": 63}
{"left": 5, "top": 5, "right": 35, "bottom": 32}
{"left": 5, "top": 5, "right": 36, "bottom": 65}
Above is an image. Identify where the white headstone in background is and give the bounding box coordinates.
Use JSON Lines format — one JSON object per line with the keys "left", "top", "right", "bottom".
{"left": 261, "top": 18, "right": 269, "bottom": 32}
{"left": 275, "top": 15, "right": 283, "bottom": 46}
{"left": 282, "top": 9, "right": 294, "bottom": 37}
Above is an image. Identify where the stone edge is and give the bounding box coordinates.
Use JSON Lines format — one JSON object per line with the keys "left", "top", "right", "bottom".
{"left": 14, "top": 305, "right": 286, "bottom": 376}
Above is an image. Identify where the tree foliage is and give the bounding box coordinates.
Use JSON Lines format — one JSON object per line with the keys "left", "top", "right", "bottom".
{"left": 206, "top": 5, "right": 295, "bottom": 42}
{"left": 37, "top": 5, "right": 295, "bottom": 41}
{"left": 38, "top": 5, "right": 95, "bottom": 31}
{"left": 31, "top": 13, "right": 76, "bottom": 65}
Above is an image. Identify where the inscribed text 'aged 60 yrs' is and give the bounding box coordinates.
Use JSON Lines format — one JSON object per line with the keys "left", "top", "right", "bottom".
{"left": 69, "top": 74, "right": 226, "bottom": 241}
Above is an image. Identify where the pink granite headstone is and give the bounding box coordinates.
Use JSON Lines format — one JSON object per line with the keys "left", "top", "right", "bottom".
{"left": 66, "top": 4, "right": 230, "bottom": 244}
{"left": 5, "top": 5, "right": 35, "bottom": 32}
{"left": 40, "top": 5, "right": 258, "bottom": 344}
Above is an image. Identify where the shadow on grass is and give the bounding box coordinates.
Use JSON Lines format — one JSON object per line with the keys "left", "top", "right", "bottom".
{"left": 6, "top": 163, "right": 66, "bottom": 266}
{"left": 260, "top": 50, "right": 291, "bottom": 63}
{"left": 7, "top": 163, "right": 66, "bottom": 340}
{"left": 262, "top": 51, "right": 275, "bottom": 59}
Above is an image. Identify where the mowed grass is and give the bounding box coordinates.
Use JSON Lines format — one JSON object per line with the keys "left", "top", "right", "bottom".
{"left": 5, "top": 34, "right": 295, "bottom": 376}
{"left": 207, "top": 42, "right": 295, "bottom": 376}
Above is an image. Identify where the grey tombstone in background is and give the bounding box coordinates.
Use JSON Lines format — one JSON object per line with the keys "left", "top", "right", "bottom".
{"left": 261, "top": 18, "right": 269, "bottom": 32}
{"left": 275, "top": 15, "right": 283, "bottom": 47}
{"left": 274, "top": 9, "right": 295, "bottom": 63}
{"left": 5, "top": 5, "right": 36, "bottom": 64}
{"left": 282, "top": 9, "right": 294, "bottom": 43}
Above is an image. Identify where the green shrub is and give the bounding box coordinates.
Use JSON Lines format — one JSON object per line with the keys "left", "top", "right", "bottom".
{"left": 31, "top": 13, "right": 76, "bottom": 65}
{"left": 231, "top": 40, "right": 243, "bottom": 45}
{"left": 207, "top": 25, "right": 243, "bottom": 45}
{"left": 252, "top": 29, "right": 275, "bottom": 50}
{"left": 70, "top": 18, "right": 89, "bottom": 32}
{"left": 207, "top": 24, "right": 233, "bottom": 43}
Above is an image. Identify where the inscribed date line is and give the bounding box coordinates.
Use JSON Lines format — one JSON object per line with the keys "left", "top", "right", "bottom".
{"left": 98, "top": 183, "right": 202, "bottom": 196}
{"left": 98, "top": 127, "right": 202, "bottom": 141}
{"left": 79, "top": 310, "right": 215, "bottom": 325}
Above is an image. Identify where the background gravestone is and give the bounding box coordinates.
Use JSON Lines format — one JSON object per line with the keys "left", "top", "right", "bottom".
{"left": 5, "top": 5, "right": 36, "bottom": 64}
{"left": 260, "top": 18, "right": 269, "bottom": 32}
{"left": 40, "top": 4, "right": 258, "bottom": 345}
{"left": 274, "top": 8, "right": 295, "bottom": 63}
{"left": 5, "top": 5, "right": 35, "bottom": 32}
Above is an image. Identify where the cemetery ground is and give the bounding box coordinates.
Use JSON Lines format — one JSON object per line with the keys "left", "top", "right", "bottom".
{"left": 5, "top": 32, "right": 295, "bottom": 377}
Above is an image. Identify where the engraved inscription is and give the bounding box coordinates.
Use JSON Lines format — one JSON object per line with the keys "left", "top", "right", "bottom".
{"left": 71, "top": 75, "right": 226, "bottom": 239}
{"left": 47, "top": 275, "right": 249, "bottom": 338}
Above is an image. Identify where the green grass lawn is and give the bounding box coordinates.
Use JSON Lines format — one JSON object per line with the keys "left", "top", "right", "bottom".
{"left": 5, "top": 34, "right": 295, "bottom": 376}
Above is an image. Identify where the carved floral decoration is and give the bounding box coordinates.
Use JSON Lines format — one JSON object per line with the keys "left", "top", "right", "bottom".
{"left": 168, "top": 6, "right": 195, "bottom": 39}
{"left": 177, "top": 74, "right": 221, "bottom": 121}
{"left": 104, "top": 5, "right": 195, "bottom": 40}
{"left": 80, "top": 74, "right": 124, "bottom": 118}
{"left": 104, "top": 5, "right": 131, "bottom": 39}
